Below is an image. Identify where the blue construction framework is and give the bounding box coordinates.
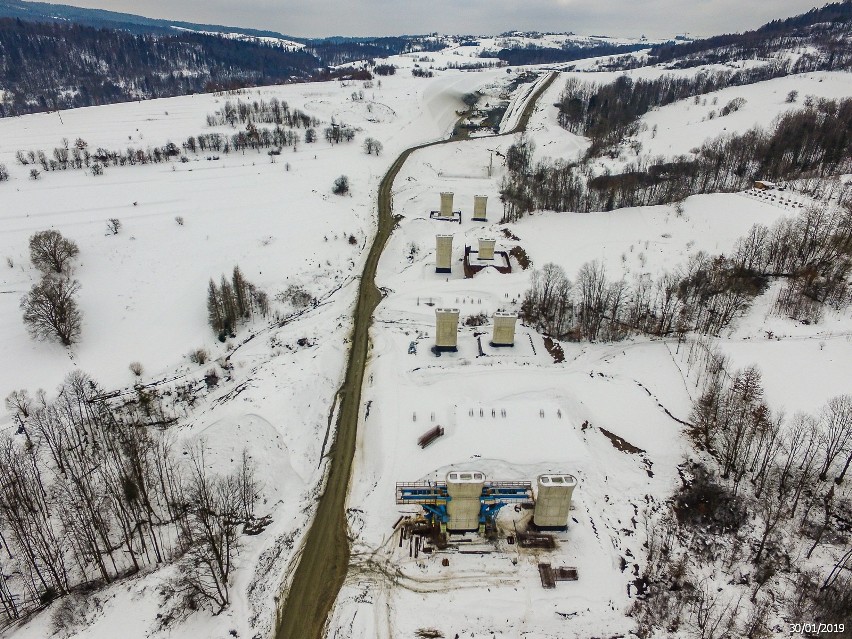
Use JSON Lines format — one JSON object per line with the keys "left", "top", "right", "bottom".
{"left": 396, "top": 480, "right": 533, "bottom": 532}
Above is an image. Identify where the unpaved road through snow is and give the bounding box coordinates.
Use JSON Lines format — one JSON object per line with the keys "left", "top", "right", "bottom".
{"left": 275, "top": 71, "right": 557, "bottom": 639}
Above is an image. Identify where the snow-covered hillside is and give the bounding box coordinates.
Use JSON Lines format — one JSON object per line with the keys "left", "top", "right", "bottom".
{"left": 0, "top": 25, "right": 850, "bottom": 639}
{"left": 0, "top": 65, "right": 520, "bottom": 639}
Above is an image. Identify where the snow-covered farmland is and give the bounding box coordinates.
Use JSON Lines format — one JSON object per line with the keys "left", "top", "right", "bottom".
{"left": 0, "top": 66, "right": 521, "bottom": 639}
{"left": 0, "top": 30, "right": 849, "bottom": 638}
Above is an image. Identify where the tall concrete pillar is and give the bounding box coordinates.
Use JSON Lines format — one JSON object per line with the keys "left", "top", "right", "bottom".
{"left": 440, "top": 192, "right": 454, "bottom": 217}
{"left": 533, "top": 474, "right": 577, "bottom": 530}
{"left": 478, "top": 238, "right": 496, "bottom": 260}
{"left": 446, "top": 471, "right": 485, "bottom": 532}
{"left": 435, "top": 234, "right": 453, "bottom": 273}
{"left": 473, "top": 195, "right": 488, "bottom": 221}
{"left": 435, "top": 308, "right": 460, "bottom": 351}
{"left": 492, "top": 312, "right": 517, "bottom": 346}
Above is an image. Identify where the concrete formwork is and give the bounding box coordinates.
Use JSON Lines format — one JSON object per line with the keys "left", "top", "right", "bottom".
{"left": 491, "top": 312, "right": 517, "bottom": 346}
{"left": 446, "top": 471, "right": 486, "bottom": 532}
{"left": 533, "top": 474, "right": 577, "bottom": 529}
{"left": 435, "top": 234, "right": 453, "bottom": 273}
{"left": 472, "top": 195, "right": 488, "bottom": 221}
{"left": 435, "top": 308, "right": 460, "bottom": 351}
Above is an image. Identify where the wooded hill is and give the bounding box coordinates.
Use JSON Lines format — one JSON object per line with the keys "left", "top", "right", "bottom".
{"left": 648, "top": 1, "right": 852, "bottom": 67}
{"left": 0, "top": 16, "right": 442, "bottom": 117}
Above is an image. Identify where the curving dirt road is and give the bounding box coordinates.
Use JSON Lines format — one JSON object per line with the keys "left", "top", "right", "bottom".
{"left": 275, "top": 70, "right": 557, "bottom": 639}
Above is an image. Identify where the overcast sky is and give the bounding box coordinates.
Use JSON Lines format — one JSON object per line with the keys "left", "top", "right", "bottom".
{"left": 37, "top": 0, "right": 828, "bottom": 38}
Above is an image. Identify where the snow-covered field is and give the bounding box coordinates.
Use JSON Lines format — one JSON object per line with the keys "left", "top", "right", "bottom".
{"left": 1, "top": 33, "right": 850, "bottom": 639}
{"left": 0, "top": 63, "right": 521, "bottom": 639}
{"left": 633, "top": 71, "right": 852, "bottom": 159}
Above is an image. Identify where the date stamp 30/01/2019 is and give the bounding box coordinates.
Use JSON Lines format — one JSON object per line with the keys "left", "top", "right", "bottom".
{"left": 790, "top": 623, "right": 845, "bottom": 634}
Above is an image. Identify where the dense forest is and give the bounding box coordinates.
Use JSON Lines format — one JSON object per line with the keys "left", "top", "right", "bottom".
{"left": 0, "top": 0, "right": 309, "bottom": 38}
{"left": 481, "top": 41, "right": 648, "bottom": 66}
{"left": 304, "top": 36, "right": 443, "bottom": 67}
{"left": 0, "top": 19, "right": 319, "bottom": 116}
{"left": 0, "top": 18, "right": 442, "bottom": 117}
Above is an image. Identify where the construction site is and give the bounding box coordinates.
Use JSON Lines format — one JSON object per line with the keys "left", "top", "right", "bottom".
{"left": 331, "top": 125, "right": 686, "bottom": 638}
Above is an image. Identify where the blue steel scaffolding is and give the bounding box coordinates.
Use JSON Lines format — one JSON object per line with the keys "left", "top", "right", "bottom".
{"left": 396, "top": 480, "right": 534, "bottom": 533}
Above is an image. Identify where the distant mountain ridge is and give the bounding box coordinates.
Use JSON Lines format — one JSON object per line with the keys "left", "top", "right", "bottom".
{"left": 0, "top": 6, "right": 447, "bottom": 117}
{"left": 0, "top": 0, "right": 308, "bottom": 41}
{"left": 0, "top": 17, "right": 323, "bottom": 116}
{"left": 648, "top": 0, "right": 852, "bottom": 66}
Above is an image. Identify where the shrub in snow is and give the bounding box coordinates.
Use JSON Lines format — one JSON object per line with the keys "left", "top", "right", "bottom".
{"left": 373, "top": 63, "right": 396, "bottom": 76}
{"left": 106, "top": 218, "right": 121, "bottom": 235}
{"left": 363, "top": 137, "right": 383, "bottom": 156}
{"left": 277, "top": 284, "right": 314, "bottom": 309}
{"left": 129, "top": 361, "right": 143, "bottom": 377}
{"left": 189, "top": 348, "right": 209, "bottom": 365}
{"left": 332, "top": 175, "right": 350, "bottom": 195}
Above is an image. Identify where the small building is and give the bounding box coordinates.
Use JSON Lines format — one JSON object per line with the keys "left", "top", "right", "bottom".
{"left": 754, "top": 180, "right": 776, "bottom": 190}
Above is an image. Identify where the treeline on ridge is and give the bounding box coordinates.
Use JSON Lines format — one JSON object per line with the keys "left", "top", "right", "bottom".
{"left": 501, "top": 95, "right": 852, "bottom": 216}
{"left": 481, "top": 41, "right": 648, "bottom": 66}
{"left": 646, "top": 1, "right": 852, "bottom": 67}
{"left": 521, "top": 202, "right": 852, "bottom": 341}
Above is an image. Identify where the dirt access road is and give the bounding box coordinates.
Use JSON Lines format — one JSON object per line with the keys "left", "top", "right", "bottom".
{"left": 275, "top": 70, "right": 558, "bottom": 639}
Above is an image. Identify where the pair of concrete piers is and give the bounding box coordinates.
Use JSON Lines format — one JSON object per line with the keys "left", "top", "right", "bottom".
{"left": 434, "top": 192, "right": 488, "bottom": 222}
{"left": 434, "top": 308, "right": 517, "bottom": 352}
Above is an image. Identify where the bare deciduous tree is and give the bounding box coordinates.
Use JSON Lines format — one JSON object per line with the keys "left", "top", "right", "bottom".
{"left": 28, "top": 230, "right": 79, "bottom": 274}
{"left": 818, "top": 395, "right": 852, "bottom": 481}
{"left": 21, "top": 276, "right": 82, "bottom": 346}
{"left": 363, "top": 137, "right": 383, "bottom": 156}
{"left": 178, "top": 445, "right": 258, "bottom": 613}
